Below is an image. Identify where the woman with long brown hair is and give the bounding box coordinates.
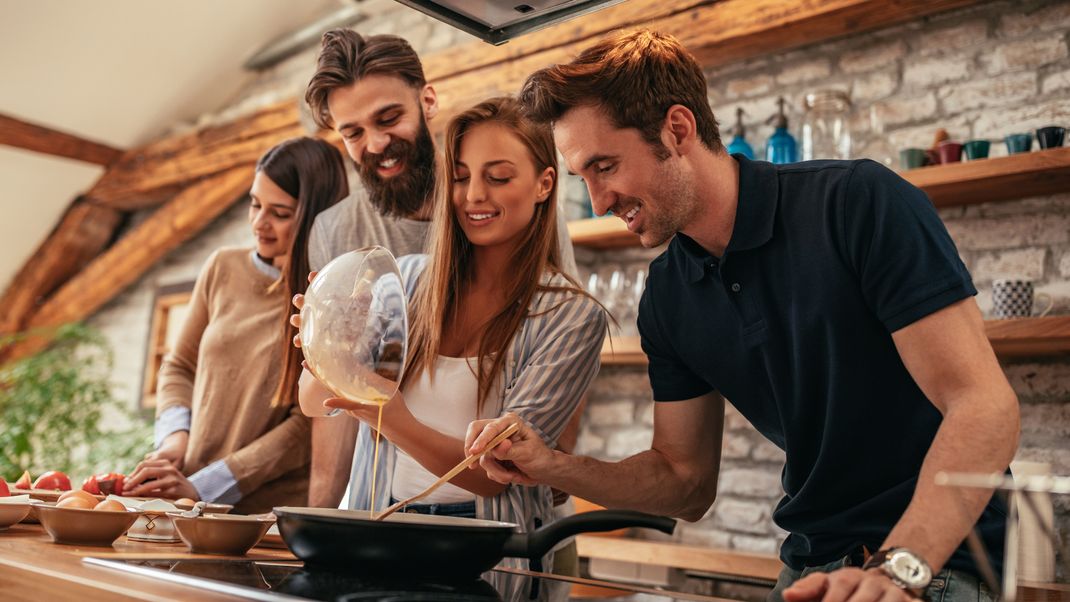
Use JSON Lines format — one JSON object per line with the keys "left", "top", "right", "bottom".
{"left": 309, "top": 96, "right": 606, "bottom": 564}
{"left": 122, "top": 137, "right": 348, "bottom": 514}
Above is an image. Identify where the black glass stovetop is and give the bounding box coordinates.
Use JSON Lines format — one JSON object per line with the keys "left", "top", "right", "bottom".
{"left": 82, "top": 558, "right": 699, "bottom": 602}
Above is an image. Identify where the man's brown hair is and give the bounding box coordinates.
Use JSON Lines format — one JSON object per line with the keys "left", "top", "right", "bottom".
{"left": 519, "top": 29, "right": 722, "bottom": 157}
{"left": 305, "top": 29, "right": 426, "bottom": 130}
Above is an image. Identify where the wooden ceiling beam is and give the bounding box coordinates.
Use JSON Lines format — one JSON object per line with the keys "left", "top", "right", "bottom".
{"left": 1, "top": 168, "right": 253, "bottom": 363}
{"left": 0, "top": 113, "right": 123, "bottom": 166}
{"left": 86, "top": 100, "right": 304, "bottom": 210}
{"left": 0, "top": 198, "right": 122, "bottom": 336}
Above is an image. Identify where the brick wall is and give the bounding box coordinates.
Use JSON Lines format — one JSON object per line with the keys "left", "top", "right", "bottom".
{"left": 87, "top": 0, "right": 1069, "bottom": 579}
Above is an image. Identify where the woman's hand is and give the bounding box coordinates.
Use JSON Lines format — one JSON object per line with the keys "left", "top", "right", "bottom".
{"left": 289, "top": 270, "right": 317, "bottom": 349}
{"left": 299, "top": 362, "right": 337, "bottom": 417}
{"left": 324, "top": 390, "right": 410, "bottom": 439}
{"left": 143, "top": 431, "right": 188, "bottom": 471}
{"left": 122, "top": 459, "right": 200, "bottom": 500}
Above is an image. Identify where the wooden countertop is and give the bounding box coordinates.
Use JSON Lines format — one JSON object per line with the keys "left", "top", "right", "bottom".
{"left": 0, "top": 523, "right": 294, "bottom": 601}
{"left": 4, "top": 523, "right": 1068, "bottom": 601}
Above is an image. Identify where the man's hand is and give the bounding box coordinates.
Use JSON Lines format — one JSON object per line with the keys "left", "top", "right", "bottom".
{"left": 783, "top": 568, "right": 915, "bottom": 602}
{"left": 122, "top": 459, "right": 200, "bottom": 500}
{"left": 464, "top": 413, "right": 555, "bottom": 487}
{"left": 144, "top": 430, "right": 188, "bottom": 471}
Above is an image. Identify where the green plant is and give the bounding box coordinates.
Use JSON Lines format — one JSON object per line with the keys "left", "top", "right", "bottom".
{"left": 0, "top": 323, "right": 152, "bottom": 482}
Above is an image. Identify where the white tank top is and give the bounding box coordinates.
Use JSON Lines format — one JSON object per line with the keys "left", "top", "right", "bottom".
{"left": 391, "top": 355, "right": 490, "bottom": 504}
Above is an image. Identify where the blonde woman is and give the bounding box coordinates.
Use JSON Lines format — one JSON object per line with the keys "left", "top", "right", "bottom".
{"left": 297, "top": 97, "right": 605, "bottom": 572}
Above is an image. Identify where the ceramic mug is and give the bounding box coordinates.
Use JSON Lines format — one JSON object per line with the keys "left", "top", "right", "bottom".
{"left": 992, "top": 279, "right": 1054, "bottom": 319}
{"left": 937, "top": 141, "right": 963, "bottom": 164}
{"left": 1004, "top": 133, "right": 1033, "bottom": 154}
{"left": 963, "top": 140, "right": 990, "bottom": 160}
{"left": 1036, "top": 126, "right": 1065, "bottom": 150}
{"left": 899, "top": 148, "right": 927, "bottom": 170}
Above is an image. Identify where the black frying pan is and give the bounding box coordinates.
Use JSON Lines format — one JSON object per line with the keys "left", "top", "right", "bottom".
{"left": 274, "top": 506, "right": 675, "bottom": 580}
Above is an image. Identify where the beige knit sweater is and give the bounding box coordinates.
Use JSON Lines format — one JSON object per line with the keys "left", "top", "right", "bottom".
{"left": 156, "top": 247, "right": 309, "bottom": 513}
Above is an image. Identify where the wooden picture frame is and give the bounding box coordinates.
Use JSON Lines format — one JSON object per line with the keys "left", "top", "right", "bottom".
{"left": 139, "top": 281, "right": 195, "bottom": 410}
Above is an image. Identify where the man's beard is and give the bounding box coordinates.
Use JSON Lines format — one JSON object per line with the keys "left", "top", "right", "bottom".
{"left": 639, "top": 158, "right": 693, "bottom": 248}
{"left": 357, "top": 118, "right": 436, "bottom": 218}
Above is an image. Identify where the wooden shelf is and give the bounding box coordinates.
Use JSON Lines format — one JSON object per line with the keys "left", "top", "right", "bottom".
{"left": 569, "top": 147, "right": 1070, "bottom": 248}
{"left": 575, "top": 535, "right": 781, "bottom": 582}
{"left": 986, "top": 315, "right": 1070, "bottom": 358}
{"left": 601, "top": 337, "right": 648, "bottom": 366}
{"left": 600, "top": 317, "right": 1070, "bottom": 365}
{"left": 567, "top": 217, "right": 637, "bottom": 249}
{"left": 903, "top": 146, "right": 1070, "bottom": 208}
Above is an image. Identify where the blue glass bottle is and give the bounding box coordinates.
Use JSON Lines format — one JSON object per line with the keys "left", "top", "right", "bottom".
{"left": 765, "top": 97, "right": 797, "bottom": 164}
{"left": 726, "top": 107, "right": 755, "bottom": 159}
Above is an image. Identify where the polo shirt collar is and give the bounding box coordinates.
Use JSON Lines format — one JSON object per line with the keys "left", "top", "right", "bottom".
{"left": 678, "top": 154, "right": 780, "bottom": 283}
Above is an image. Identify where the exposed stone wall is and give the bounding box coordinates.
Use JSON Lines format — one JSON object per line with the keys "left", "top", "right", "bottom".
{"left": 87, "top": 0, "right": 1069, "bottom": 580}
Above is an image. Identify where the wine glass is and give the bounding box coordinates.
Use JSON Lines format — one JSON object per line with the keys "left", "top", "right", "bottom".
{"left": 620, "top": 265, "right": 648, "bottom": 337}
{"left": 599, "top": 264, "right": 628, "bottom": 338}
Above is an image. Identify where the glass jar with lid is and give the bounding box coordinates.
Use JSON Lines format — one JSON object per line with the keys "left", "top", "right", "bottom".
{"left": 801, "top": 90, "right": 852, "bottom": 161}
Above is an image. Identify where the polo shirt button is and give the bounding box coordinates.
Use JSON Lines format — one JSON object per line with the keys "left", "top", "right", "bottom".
{"left": 731, "top": 283, "right": 742, "bottom": 293}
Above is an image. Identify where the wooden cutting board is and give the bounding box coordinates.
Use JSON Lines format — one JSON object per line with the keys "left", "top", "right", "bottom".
{"left": 77, "top": 548, "right": 296, "bottom": 561}
{"left": 257, "top": 530, "right": 288, "bottom": 549}
{"left": 10, "top": 487, "right": 101, "bottom": 502}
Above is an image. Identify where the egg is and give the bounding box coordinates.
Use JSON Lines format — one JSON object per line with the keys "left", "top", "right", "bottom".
{"left": 174, "top": 497, "right": 196, "bottom": 507}
{"left": 93, "top": 500, "right": 127, "bottom": 512}
{"left": 58, "top": 489, "right": 98, "bottom": 504}
{"left": 56, "top": 496, "right": 95, "bottom": 510}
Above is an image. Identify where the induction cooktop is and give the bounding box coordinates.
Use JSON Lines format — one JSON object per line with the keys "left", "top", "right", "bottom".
{"left": 83, "top": 558, "right": 704, "bottom": 602}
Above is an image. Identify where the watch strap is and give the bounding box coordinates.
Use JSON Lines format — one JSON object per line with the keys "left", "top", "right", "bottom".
{"left": 862, "top": 547, "right": 931, "bottom": 599}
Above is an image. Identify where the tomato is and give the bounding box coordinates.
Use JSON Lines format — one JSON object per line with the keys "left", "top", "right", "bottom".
{"left": 82, "top": 472, "right": 125, "bottom": 496}
{"left": 81, "top": 475, "right": 100, "bottom": 495}
{"left": 14, "top": 471, "right": 31, "bottom": 489}
{"left": 0, "top": 479, "right": 9, "bottom": 497}
{"left": 32, "top": 471, "right": 71, "bottom": 491}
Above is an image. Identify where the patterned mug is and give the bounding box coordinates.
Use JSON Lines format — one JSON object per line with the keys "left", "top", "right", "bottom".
{"left": 992, "top": 279, "right": 1054, "bottom": 319}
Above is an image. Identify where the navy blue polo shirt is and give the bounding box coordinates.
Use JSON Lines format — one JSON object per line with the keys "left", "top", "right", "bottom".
{"left": 638, "top": 155, "right": 1006, "bottom": 575}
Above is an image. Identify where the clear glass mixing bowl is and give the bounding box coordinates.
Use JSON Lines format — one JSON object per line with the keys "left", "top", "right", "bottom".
{"left": 300, "top": 246, "right": 407, "bottom": 408}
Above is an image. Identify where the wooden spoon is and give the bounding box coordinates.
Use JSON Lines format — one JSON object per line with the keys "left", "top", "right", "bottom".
{"left": 373, "top": 421, "right": 521, "bottom": 521}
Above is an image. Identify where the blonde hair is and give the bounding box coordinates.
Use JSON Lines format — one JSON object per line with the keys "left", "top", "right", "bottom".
{"left": 402, "top": 96, "right": 586, "bottom": 412}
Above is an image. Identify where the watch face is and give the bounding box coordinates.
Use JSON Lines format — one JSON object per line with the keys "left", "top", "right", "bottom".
{"left": 887, "top": 550, "right": 932, "bottom": 588}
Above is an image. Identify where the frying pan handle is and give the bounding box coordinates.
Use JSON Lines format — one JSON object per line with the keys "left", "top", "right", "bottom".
{"left": 502, "top": 509, "right": 676, "bottom": 559}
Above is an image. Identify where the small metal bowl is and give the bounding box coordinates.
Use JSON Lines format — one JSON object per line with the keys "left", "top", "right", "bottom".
{"left": 127, "top": 511, "right": 181, "bottom": 542}
{"left": 124, "top": 499, "right": 232, "bottom": 542}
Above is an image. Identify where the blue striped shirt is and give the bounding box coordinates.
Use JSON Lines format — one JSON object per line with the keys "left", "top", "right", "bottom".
{"left": 345, "top": 254, "right": 606, "bottom": 572}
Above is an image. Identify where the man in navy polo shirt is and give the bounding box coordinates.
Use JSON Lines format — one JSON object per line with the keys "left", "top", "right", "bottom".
{"left": 466, "top": 29, "right": 1019, "bottom": 602}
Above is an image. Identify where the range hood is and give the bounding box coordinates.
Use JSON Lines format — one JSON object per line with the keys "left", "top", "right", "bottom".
{"left": 393, "top": 0, "right": 626, "bottom": 45}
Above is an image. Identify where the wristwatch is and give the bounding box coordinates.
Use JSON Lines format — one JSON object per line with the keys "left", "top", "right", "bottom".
{"left": 862, "top": 547, "right": 933, "bottom": 595}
